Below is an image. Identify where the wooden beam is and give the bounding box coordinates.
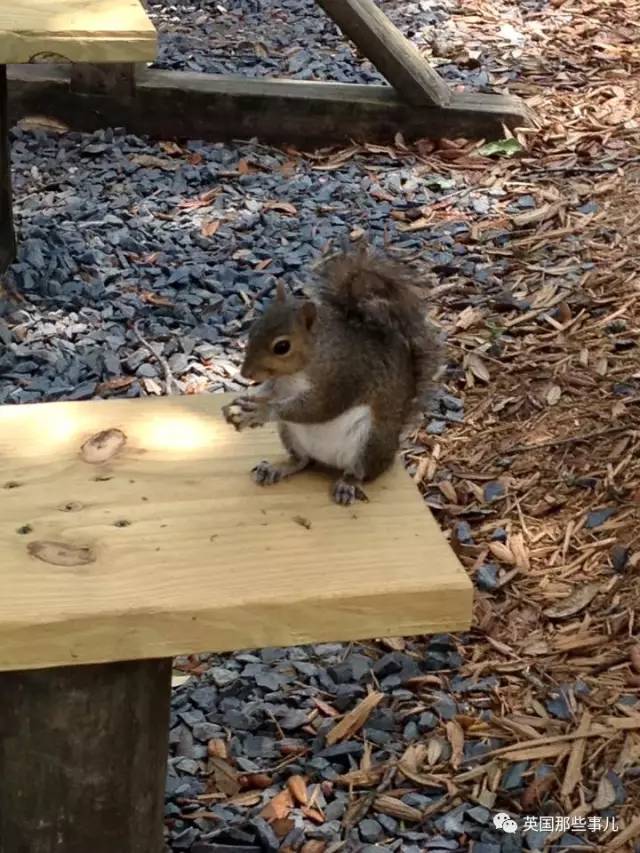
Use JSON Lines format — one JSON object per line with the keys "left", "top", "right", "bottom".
{"left": 315, "top": 0, "right": 451, "bottom": 107}
{"left": 0, "top": 65, "right": 15, "bottom": 274}
{"left": 0, "top": 0, "right": 156, "bottom": 64}
{"left": 71, "top": 62, "right": 136, "bottom": 97}
{"left": 0, "top": 393, "right": 472, "bottom": 672}
{"left": 8, "top": 65, "right": 533, "bottom": 145}
{"left": 0, "top": 658, "right": 171, "bottom": 853}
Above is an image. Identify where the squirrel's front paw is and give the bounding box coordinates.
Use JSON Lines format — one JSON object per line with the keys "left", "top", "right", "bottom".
{"left": 222, "top": 397, "right": 269, "bottom": 431}
{"left": 252, "top": 461, "right": 283, "bottom": 486}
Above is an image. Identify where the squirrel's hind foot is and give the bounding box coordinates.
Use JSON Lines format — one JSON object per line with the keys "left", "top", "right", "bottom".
{"left": 332, "top": 478, "right": 369, "bottom": 506}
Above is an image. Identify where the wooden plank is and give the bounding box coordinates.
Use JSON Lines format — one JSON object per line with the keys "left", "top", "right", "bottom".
{"left": 0, "top": 658, "right": 171, "bottom": 853}
{"left": 0, "top": 0, "right": 156, "bottom": 64}
{"left": 0, "top": 394, "right": 472, "bottom": 672}
{"left": 0, "top": 65, "right": 15, "bottom": 273}
{"left": 7, "top": 66, "right": 533, "bottom": 145}
{"left": 315, "top": 0, "right": 451, "bottom": 106}
{"left": 71, "top": 62, "right": 135, "bottom": 97}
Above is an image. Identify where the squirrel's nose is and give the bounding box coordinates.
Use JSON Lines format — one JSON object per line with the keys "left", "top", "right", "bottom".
{"left": 240, "top": 362, "right": 254, "bottom": 381}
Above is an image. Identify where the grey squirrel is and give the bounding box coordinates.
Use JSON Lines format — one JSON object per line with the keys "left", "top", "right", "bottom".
{"left": 222, "top": 246, "right": 441, "bottom": 505}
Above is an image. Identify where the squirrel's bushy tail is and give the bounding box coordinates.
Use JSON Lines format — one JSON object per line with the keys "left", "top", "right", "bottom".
{"left": 315, "top": 246, "right": 442, "bottom": 418}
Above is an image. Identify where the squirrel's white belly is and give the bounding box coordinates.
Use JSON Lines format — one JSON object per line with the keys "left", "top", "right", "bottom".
{"left": 284, "top": 405, "right": 372, "bottom": 471}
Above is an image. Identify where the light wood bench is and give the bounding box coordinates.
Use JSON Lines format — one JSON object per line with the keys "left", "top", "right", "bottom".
{"left": 0, "top": 393, "right": 472, "bottom": 852}
{"left": 0, "top": 0, "right": 157, "bottom": 272}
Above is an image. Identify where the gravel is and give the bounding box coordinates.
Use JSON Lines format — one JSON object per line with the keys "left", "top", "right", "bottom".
{"left": 144, "top": 0, "right": 499, "bottom": 92}
{"left": 0, "top": 5, "right": 528, "bottom": 852}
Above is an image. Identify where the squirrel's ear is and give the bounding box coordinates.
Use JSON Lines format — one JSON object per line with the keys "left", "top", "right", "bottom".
{"left": 275, "top": 281, "right": 287, "bottom": 303}
{"left": 299, "top": 300, "right": 317, "bottom": 331}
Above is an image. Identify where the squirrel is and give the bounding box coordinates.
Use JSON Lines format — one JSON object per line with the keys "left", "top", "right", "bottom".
{"left": 222, "top": 245, "right": 442, "bottom": 505}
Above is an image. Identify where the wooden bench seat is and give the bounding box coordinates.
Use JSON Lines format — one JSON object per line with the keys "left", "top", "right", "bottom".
{"left": 0, "top": 395, "right": 471, "bottom": 851}
{"left": 0, "top": 0, "right": 156, "bottom": 64}
{"left": 0, "top": 393, "right": 472, "bottom": 673}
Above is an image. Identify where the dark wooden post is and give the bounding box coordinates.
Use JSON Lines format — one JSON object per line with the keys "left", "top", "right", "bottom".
{"left": 0, "top": 64, "right": 16, "bottom": 273}
{"left": 0, "top": 658, "right": 172, "bottom": 853}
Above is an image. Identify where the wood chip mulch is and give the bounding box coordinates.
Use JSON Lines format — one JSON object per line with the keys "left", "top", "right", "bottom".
{"left": 394, "top": 0, "right": 640, "bottom": 846}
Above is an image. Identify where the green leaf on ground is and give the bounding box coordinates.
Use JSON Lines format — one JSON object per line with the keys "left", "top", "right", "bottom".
{"left": 478, "top": 138, "right": 524, "bottom": 158}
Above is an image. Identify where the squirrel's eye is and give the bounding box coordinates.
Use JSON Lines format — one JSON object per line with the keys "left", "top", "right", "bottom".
{"left": 273, "top": 339, "right": 291, "bottom": 356}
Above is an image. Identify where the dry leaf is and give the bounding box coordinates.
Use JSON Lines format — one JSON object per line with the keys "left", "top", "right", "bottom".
{"left": 427, "top": 737, "right": 444, "bottom": 766}
{"left": 456, "top": 306, "right": 484, "bottom": 330}
{"left": 301, "top": 842, "right": 327, "bottom": 853}
{"left": 142, "top": 376, "right": 162, "bottom": 396}
{"left": 209, "top": 756, "right": 240, "bottom": 796}
{"left": 511, "top": 202, "right": 563, "bottom": 227}
{"left": 336, "top": 767, "right": 384, "bottom": 787}
{"left": 325, "top": 691, "right": 383, "bottom": 745}
{"left": 446, "top": 720, "right": 465, "bottom": 770}
{"left": 301, "top": 806, "right": 324, "bottom": 824}
{"left": 360, "top": 740, "right": 373, "bottom": 772}
{"left": 466, "top": 353, "right": 490, "bottom": 382}
{"left": 521, "top": 773, "right": 556, "bottom": 809}
{"left": 201, "top": 219, "right": 221, "bottom": 238}
{"left": 159, "top": 140, "right": 183, "bottom": 156}
{"left": 380, "top": 637, "right": 406, "bottom": 652}
{"left": 313, "top": 697, "right": 339, "bottom": 717}
{"left": 271, "top": 817, "right": 295, "bottom": 839}
{"left": 178, "top": 188, "right": 219, "bottom": 210}
{"left": 228, "top": 790, "right": 262, "bottom": 807}
{"left": 509, "top": 533, "right": 530, "bottom": 571}
{"left": 264, "top": 201, "right": 298, "bottom": 216}
{"left": 18, "top": 115, "right": 69, "bottom": 133}
{"left": 544, "top": 583, "right": 600, "bottom": 620}
{"left": 208, "top": 738, "right": 228, "bottom": 759}
{"left": 488, "top": 541, "right": 516, "bottom": 565}
{"left": 546, "top": 384, "right": 562, "bottom": 405}
{"left": 260, "top": 788, "right": 293, "bottom": 822}
{"left": 96, "top": 376, "right": 134, "bottom": 393}
{"left": 287, "top": 775, "right": 308, "bottom": 805}
{"left": 130, "top": 153, "right": 180, "bottom": 171}
{"left": 373, "top": 795, "right": 423, "bottom": 822}
{"left": 141, "top": 291, "right": 174, "bottom": 307}
{"left": 557, "top": 301, "right": 572, "bottom": 324}
{"left": 241, "top": 773, "right": 272, "bottom": 789}
{"left": 400, "top": 742, "right": 428, "bottom": 773}
{"left": 592, "top": 773, "right": 617, "bottom": 810}
{"left": 397, "top": 216, "right": 431, "bottom": 232}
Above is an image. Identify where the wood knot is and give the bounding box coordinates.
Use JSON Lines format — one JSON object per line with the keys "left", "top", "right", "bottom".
{"left": 59, "top": 501, "right": 83, "bottom": 512}
{"left": 81, "top": 429, "right": 127, "bottom": 464}
{"left": 27, "top": 541, "right": 95, "bottom": 567}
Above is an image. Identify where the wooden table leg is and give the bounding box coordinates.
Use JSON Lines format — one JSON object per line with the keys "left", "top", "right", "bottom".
{"left": 0, "top": 658, "right": 172, "bottom": 853}
{"left": 0, "top": 64, "right": 16, "bottom": 274}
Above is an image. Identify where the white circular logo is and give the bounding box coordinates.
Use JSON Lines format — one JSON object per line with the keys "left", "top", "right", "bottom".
{"left": 493, "top": 812, "right": 518, "bottom": 834}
